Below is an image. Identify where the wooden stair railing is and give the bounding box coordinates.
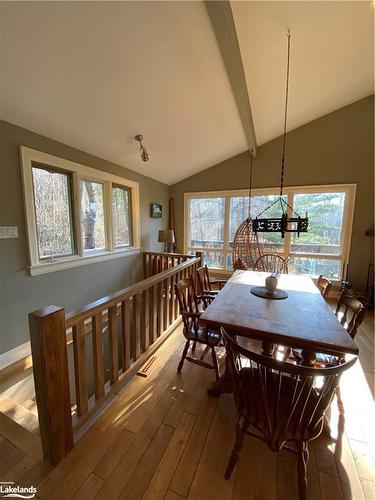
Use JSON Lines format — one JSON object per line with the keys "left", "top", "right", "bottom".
{"left": 28, "top": 253, "right": 202, "bottom": 465}
{"left": 143, "top": 251, "right": 194, "bottom": 278}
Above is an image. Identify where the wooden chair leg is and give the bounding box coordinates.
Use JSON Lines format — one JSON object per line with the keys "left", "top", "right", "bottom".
{"left": 225, "top": 416, "right": 248, "bottom": 480}
{"left": 200, "top": 345, "right": 210, "bottom": 360}
{"left": 178, "top": 340, "right": 190, "bottom": 373}
{"left": 211, "top": 347, "right": 220, "bottom": 381}
{"left": 297, "top": 442, "right": 309, "bottom": 500}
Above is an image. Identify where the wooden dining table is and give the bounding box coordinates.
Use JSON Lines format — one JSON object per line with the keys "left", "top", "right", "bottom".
{"left": 200, "top": 270, "right": 359, "bottom": 396}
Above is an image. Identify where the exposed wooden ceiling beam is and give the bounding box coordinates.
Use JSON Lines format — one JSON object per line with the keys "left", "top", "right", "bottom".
{"left": 205, "top": 0, "right": 257, "bottom": 156}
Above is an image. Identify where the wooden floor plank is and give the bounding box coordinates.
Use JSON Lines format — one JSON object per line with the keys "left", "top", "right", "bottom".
{"left": 0, "top": 412, "right": 41, "bottom": 458}
{"left": 72, "top": 473, "right": 105, "bottom": 500}
{"left": 94, "top": 428, "right": 136, "bottom": 481}
{"left": 170, "top": 390, "right": 217, "bottom": 498}
{"left": 319, "top": 471, "right": 344, "bottom": 500}
{"left": 231, "top": 435, "right": 259, "bottom": 500}
{"left": 277, "top": 449, "right": 299, "bottom": 500}
{"left": 187, "top": 396, "right": 237, "bottom": 500}
{"left": 119, "top": 423, "right": 174, "bottom": 500}
{"left": 255, "top": 439, "right": 278, "bottom": 500}
{"left": 164, "top": 491, "right": 185, "bottom": 500}
{"left": 143, "top": 412, "right": 196, "bottom": 500}
{"left": 334, "top": 433, "right": 365, "bottom": 500}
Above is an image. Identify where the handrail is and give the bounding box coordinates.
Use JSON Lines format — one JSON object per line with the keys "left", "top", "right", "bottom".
{"left": 143, "top": 250, "right": 198, "bottom": 279}
{"left": 28, "top": 252, "right": 202, "bottom": 465}
{"left": 66, "top": 257, "right": 200, "bottom": 328}
{"left": 143, "top": 251, "right": 193, "bottom": 259}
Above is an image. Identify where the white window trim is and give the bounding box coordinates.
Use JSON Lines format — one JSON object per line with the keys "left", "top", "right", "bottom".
{"left": 184, "top": 183, "right": 357, "bottom": 283}
{"left": 20, "top": 146, "right": 141, "bottom": 276}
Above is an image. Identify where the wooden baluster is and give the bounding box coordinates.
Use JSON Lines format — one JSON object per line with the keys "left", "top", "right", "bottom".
{"left": 163, "top": 278, "right": 169, "bottom": 331}
{"left": 143, "top": 253, "right": 147, "bottom": 279}
{"left": 158, "top": 281, "right": 164, "bottom": 337}
{"left": 169, "top": 275, "right": 174, "bottom": 324}
{"left": 92, "top": 313, "right": 105, "bottom": 399}
{"left": 108, "top": 305, "right": 118, "bottom": 384}
{"left": 152, "top": 255, "right": 157, "bottom": 277}
{"left": 174, "top": 272, "right": 179, "bottom": 318}
{"left": 132, "top": 294, "right": 141, "bottom": 360}
{"left": 142, "top": 288, "right": 150, "bottom": 352}
{"left": 121, "top": 300, "right": 131, "bottom": 370}
{"left": 150, "top": 284, "right": 158, "bottom": 343}
{"left": 29, "top": 306, "right": 73, "bottom": 465}
{"left": 72, "top": 321, "right": 88, "bottom": 417}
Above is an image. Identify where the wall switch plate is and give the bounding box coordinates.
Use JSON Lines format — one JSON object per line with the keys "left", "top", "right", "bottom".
{"left": 0, "top": 227, "right": 19, "bottom": 239}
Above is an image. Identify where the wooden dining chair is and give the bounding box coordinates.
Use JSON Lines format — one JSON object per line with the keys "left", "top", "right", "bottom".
{"left": 196, "top": 265, "right": 227, "bottom": 298}
{"left": 254, "top": 253, "right": 289, "bottom": 274}
{"left": 316, "top": 275, "right": 332, "bottom": 300}
{"left": 174, "top": 277, "right": 221, "bottom": 380}
{"left": 335, "top": 290, "right": 366, "bottom": 339}
{"left": 222, "top": 328, "right": 356, "bottom": 500}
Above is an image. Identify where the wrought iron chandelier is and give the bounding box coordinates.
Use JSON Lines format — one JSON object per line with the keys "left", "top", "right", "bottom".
{"left": 252, "top": 32, "right": 308, "bottom": 239}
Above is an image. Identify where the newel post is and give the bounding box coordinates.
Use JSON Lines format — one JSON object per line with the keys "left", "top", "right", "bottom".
{"left": 195, "top": 251, "right": 203, "bottom": 267}
{"left": 29, "top": 305, "right": 73, "bottom": 465}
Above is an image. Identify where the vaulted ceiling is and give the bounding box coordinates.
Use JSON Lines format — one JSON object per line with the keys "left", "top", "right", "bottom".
{"left": 1, "top": 1, "right": 373, "bottom": 185}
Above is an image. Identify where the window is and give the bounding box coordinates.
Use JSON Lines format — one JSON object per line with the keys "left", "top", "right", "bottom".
{"left": 112, "top": 185, "right": 132, "bottom": 248}
{"left": 21, "top": 147, "right": 141, "bottom": 275}
{"left": 185, "top": 184, "right": 356, "bottom": 282}
{"left": 32, "top": 165, "right": 75, "bottom": 259}
{"left": 80, "top": 180, "right": 106, "bottom": 252}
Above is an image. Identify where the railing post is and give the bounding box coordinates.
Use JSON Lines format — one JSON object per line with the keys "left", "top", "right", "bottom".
{"left": 29, "top": 305, "right": 73, "bottom": 465}
{"left": 195, "top": 251, "right": 203, "bottom": 267}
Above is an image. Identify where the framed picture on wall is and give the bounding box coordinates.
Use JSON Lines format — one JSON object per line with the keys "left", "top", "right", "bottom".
{"left": 151, "top": 203, "right": 162, "bottom": 218}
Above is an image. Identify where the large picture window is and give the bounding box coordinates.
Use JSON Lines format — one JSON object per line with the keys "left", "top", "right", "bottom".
{"left": 185, "top": 185, "right": 356, "bottom": 282}
{"left": 21, "top": 147, "right": 141, "bottom": 275}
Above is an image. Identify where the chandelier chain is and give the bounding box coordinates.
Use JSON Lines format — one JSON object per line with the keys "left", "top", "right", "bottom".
{"left": 248, "top": 149, "right": 254, "bottom": 219}
{"left": 280, "top": 31, "right": 291, "bottom": 197}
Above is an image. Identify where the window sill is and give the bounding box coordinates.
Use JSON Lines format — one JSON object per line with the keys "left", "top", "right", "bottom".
{"left": 28, "top": 247, "right": 142, "bottom": 276}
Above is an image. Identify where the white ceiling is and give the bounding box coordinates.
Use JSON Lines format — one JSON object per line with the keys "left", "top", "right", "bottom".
{"left": 231, "top": 0, "right": 374, "bottom": 145}
{"left": 1, "top": 1, "right": 374, "bottom": 184}
{"left": 0, "top": 1, "right": 247, "bottom": 185}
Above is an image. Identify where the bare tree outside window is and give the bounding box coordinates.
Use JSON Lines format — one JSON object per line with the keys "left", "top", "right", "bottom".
{"left": 112, "top": 186, "right": 131, "bottom": 248}
{"left": 80, "top": 180, "right": 105, "bottom": 251}
{"left": 32, "top": 165, "right": 74, "bottom": 259}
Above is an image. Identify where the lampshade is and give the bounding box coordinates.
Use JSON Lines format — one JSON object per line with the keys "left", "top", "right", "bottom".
{"left": 158, "top": 229, "right": 175, "bottom": 243}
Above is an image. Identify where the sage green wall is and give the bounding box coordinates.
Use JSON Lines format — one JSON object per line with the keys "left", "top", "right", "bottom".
{"left": 0, "top": 120, "right": 169, "bottom": 354}
{"left": 171, "top": 95, "right": 374, "bottom": 290}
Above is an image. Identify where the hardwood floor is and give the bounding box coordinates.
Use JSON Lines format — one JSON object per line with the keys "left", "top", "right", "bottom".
{"left": 1, "top": 314, "right": 374, "bottom": 500}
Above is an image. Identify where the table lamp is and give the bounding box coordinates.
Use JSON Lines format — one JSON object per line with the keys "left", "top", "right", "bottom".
{"left": 158, "top": 229, "right": 175, "bottom": 253}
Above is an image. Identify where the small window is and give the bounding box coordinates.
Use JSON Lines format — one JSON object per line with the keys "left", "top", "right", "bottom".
{"left": 112, "top": 185, "right": 132, "bottom": 248}
{"left": 290, "top": 192, "right": 345, "bottom": 256}
{"left": 80, "top": 180, "right": 106, "bottom": 252}
{"left": 32, "top": 164, "right": 75, "bottom": 259}
{"left": 189, "top": 198, "right": 225, "bottom": 249}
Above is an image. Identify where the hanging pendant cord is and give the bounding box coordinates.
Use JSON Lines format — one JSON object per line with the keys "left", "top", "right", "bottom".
{"left": 248, "top": 149, "right": 254, "bottom": 219}
{"left": 280, "top": 31, "right": 291, "bottom": 197}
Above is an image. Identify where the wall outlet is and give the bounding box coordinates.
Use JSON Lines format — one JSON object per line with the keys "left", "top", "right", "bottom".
{"left": 0, "top": 227, "right": 19, "bottom": 239}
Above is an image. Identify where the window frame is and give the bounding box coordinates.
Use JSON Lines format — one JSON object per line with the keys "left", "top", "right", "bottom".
{"left": 184, "top": 184, "right": 356, "bottom": 283}
{"left": 20, "top": 146, "right": 141, "bottom": 276}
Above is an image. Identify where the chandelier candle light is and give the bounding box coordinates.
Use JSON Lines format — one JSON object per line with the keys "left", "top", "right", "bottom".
{"left": 252, "top": 32, "right": 308, "bottom": 239}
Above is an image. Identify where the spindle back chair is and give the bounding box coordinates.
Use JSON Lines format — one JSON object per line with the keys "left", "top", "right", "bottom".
{"left": 254, "top": 253, "right": 289, "bottom": 274}
{"left": 335, "top": 290, "right": 366, "bottom": 339}
{"left": 174, "top": 277, "right": 221, "bottom": 379}
{"left": 316, "top": 275, "right": 332, "bottom": 299}
{"left": 222, "top": 328, "right": 356, "bottom": 499}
